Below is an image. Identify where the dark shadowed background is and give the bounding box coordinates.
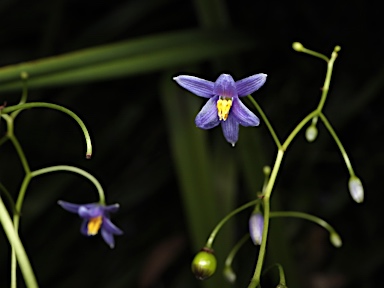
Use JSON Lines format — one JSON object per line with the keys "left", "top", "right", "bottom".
{"left": 0, "top": 0, "right": 383, "bottom": 287}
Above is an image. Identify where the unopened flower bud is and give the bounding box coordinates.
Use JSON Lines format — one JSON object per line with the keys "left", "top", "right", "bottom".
{"left": 292, "top": 42, "right": 304, "bottom": 51}
{"left": 249, "top": 212, "right": 264, "bottom": 245}
{"left": 20, "top": 71, "right": 29, "bottom": 80}
{"left": 348, "top": 176, "right": 364, "bottom": 203}
{"left": 263, "top": 166, "right": 271, "bottom": 176}
{"left": 191, "top": 248, "right": 217, "bottom": 280}
{"left": 223, "top": 266, "right": 236, "bottom": 283}
{"left": 305, "top": 125, "right": 318, "bottom": 142}
{"left": 329, "top": 232, "right": 342, "bottom": 248}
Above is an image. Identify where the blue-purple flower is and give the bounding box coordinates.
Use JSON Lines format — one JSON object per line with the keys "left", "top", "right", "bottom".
{"left": 173, "top": 73, "right": 267, "bottom": 146}
{"left": 58, "top": 200, "right": 123, "bottom": 248}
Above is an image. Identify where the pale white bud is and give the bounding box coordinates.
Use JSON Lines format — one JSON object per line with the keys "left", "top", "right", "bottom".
{"left": 348, "top": 176, "right": 364, "bottom": 203}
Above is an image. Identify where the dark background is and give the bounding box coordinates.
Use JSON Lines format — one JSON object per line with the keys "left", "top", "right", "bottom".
{"left": 0, "top": 0, "right": 383, "bottom": 287}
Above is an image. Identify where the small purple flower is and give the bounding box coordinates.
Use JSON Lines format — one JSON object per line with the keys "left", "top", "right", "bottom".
{"left": 58, "top": 200, "right": 123, "bottom": 248}
{"left": 173, "top": 73, "right": 267, "bottom": 146}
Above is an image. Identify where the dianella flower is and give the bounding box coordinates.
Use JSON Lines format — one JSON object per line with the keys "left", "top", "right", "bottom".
{"left": 173, "top": 73, "right": 267, "bottom": 146}
{"left": 58, "top": 200, "right": 123, "bottom": 248}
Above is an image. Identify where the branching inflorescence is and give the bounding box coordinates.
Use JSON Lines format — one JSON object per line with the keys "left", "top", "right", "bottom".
{"left": 173, "top": 43, "right": 363, "bottom": 287}
{"left": 0, "top": 73, "right": 122, "bottom": 288}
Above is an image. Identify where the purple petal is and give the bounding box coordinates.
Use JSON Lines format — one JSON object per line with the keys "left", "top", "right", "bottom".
{"left": 103, "top": 204, "right": 120, "bottom": 214}
{"left": 58, "top": 200, "right": 81, "bottom": 213}
{"left": 195, "top": 96, "right": 220, "bottom": 129}
{"left": 78, "top": 206, "right": 103, "bottom": 219}
{"left": 231, "top": 98, "right": 260, "bottom": 127}
{"left": 173, "top": 75, "right": 214, "bottom": 98}
{"left": 213, "top": 74, "right": 237, "bottom": 98}
{"left": 101, "top": 229, "right": 115, "bottom": 248}
{"left": 221, "top": 115, "right": 239, "bottom": 146}
{"left": 80, "top": 219, "right": 89, "bottom": 236}
{"left": 102, "top": 217, "right": 123, "bottom": 235}
{"left": 236, "top": 73, "right": 267, "bottom": 97}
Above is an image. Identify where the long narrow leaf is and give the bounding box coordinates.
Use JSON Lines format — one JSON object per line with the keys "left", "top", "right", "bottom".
{"left": 0, "top": 30, "right": 257, "bottom": 92}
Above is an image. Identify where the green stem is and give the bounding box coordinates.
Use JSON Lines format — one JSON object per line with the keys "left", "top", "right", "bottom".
{"left": 224, "top": 233, "right": 250, "bottom": 268}
{"left": 270, "top": 211, "right": 338, "bottom": 236}
{"left": 3, "top": 113, "right": 33, "bottom": 288}
{"left": 11, "top": 72, "right": 29, "bottom": 119}
{"left": 205, "top": 199, "right": 260, "bottom": 248}
{"left": 0, "top": 197, "right": 38, "bottom": 288}
{"left": 247, "top": 95, "right": 282, "bottom": 149}
{"left": 2, "top": 102, "right": 92, "bottom": 158}
{"left": 248, "top": 45, "right": 341, "bottom": 288}
{"left": 276, "top": 263, "right": 287, "bottom": 286}
{"left": 31, "top": 165, "right": 106, "bottom": 204}
{"left": 12, "top": 174, "right": 32, "bottom": 288}
{"left": 316, "top": 49, "right": 338, "bottom": 112}
{"left": 318, "top": 112, "right": 355, "bottom": 176}
{"left": 9, "top": 136, "right": 31, "bottom": 174}
{"left": 0, "top": 182, "right": 18, "bottom": 215}
{"left": 0, "top": 135, "right": 9, "bottom": 147}
{"left": 262, "top": 263, "right": 286, "bottom": 286}
{"left": 249, "top": 150, "right": 284, "bottom": 287}
{"left": 298, "top": 47, "right": 329, "bottom": 63}
{"left": 11, "top": 166, "right": 105, "bottom": 287}
{"left": 282, "top": 110, "right": 318, "bottom": 151}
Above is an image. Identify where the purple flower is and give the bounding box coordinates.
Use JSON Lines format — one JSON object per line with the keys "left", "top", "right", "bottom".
{"left": 173, "top": 73, "right": 267, "bottom": 146}
{"left": 58, "top": 200, "right": 123, "bottom": 248}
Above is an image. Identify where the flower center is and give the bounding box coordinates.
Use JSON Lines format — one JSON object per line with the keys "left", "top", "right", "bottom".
{"left": 87, "top": 216, "right": 103, "bottom": 235}
{"left": 217, "top": 98, "right": 233, "bottom": 121}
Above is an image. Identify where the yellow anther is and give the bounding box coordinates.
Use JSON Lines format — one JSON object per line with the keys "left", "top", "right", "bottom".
{"left": 217, "top": 98, "right": 233, "bottom": 121}
{"left": 87, "top": 216, "right": 103, "bottom": 235}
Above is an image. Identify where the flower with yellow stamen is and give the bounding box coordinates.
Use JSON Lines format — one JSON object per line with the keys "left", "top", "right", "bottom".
{"left": 58, "top": 200, "right": 123, "bottom": 248}
{"left": 173, "top": 73, "right": 267, "bottom": 146}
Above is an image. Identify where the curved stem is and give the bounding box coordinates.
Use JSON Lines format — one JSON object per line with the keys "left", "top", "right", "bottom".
{"left": 0, "top": 182, "right": 18, "bottom": 215}
{"left": 11, "top": 73, "right": 29, "bottom": 119}
{"left": 282, "top": 110, "right": 318, "bottom": 151}
{"left": 262, "top": 263, "right": 287, "bottom": 286}
{"left": 247, "top": 95, "right": 282, "bottom": 149}
{"left": 205, "top": 199, "right": 260, "bottom": 248}
{"left": 317, "top": 50, "right": 338, "bottom": 112}
{"left": 10, "top": 136, "right": 31, "bottom": 174}
{"left": 318, "top": 112, "right": 355, "bottom": 176}
{"left": 2, "top": 102, "right": 92, "bottom": 158}
{"left": 270, "top": 211, "right": 339, "bottom": 236}
{"left": 224, "top": 233, "right": 250, "bottom": 268}
{"left": 31, "top": 165, "right": 106, "bottom": 204}
{"left": 297, "top": 46, "right": 329, "bottom": 63}
{"left": 0, "top": 197, "right": 38, "bottom": 288}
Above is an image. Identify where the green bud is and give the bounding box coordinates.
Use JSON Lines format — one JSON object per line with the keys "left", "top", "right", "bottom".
{"left": 329, "top": 232, "right": 342, "bottom": 248}
{"left": 334, "top": 45, "right": 341, "bottom": 52}
{"left": 348, "top": 176, "right": 364, "bottom": 203}
{"left": 191, "top": 248, "right": 217, "bottom": 280}
{"left": 263, "top": 165, "right": 271, "bottom": 176}
{"left": 292, "top": 42, "right": 304, "bottom": 51}
{"left": 305, "top": 125, "right": 318, "bottom": 142}
{"left": 20, "top": 71, "right": 29, "bottom": 80}
{"left": 223, "top": 266, "right": 236, "bottom": 283}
